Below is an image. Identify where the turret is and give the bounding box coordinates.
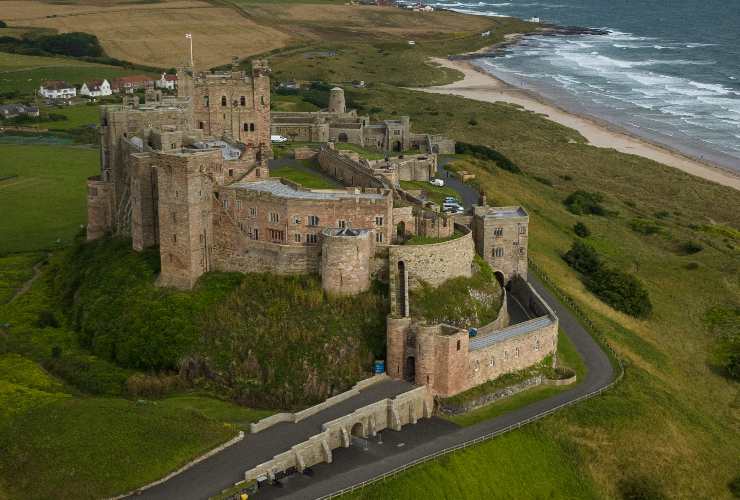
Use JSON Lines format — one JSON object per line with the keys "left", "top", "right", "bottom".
{"left": 328, "top": 87, "right": 346, "bottom": 114}
{"left": 321, "top": 227, "right": 372, "bottom": 296}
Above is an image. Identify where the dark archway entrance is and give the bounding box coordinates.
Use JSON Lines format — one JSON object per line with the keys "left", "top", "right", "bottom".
{"left": 350, "top": 421, "right": 364, "bottom": 437}
{"left": 393, "top": 140, "right": 402, "bottom": 152}
{"left": 338, "top": 132, "right": 348, "bottom": 143}
{"left": 404, "top": 356, "right": 416, "bottom": 383}
{"left": 396, "top": 221, "right": 406, "bottom": 241}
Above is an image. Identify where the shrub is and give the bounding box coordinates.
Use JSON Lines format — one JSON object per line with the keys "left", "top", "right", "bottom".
{"left": 679, "top": 241, "right": 703, "bottom": 255}
{"left": 729, "top": 475, "right": 740, "bottom": 498}
{"left": 559, "top": 174, "right": 573, "bottom": 181}
{"left": 654, "top": 210, "right": 671, "bottom": 219}
{"left": 532, "top": 175, "right": 553, "bottom": 187}
{"left": 573, "top": 222, "right": 591, "bottom": 238}
{"left": 468, "top": 116, "right": 478, "bottom": 126}
{"left": 630, "top": 218, "right": 662, "bottom": 235}
{"left": 706, "top": 306, "right": 740, "bottom": 380}
{"left": 586, "top": 268, "right": 653, "bottom": 318}
{"left": 684, "top": 262, "right": 700, "bottom": 270}
{"left": 126, "top": 372, "right": 183, "bottom": 398}
{"left": 0, "top": 21, "right": 6, "bottom": 28}
{"left": 36, "top": 310, "right": 59, "bottom": 328}
{"left": 454, "top": 142, "right": 522, "bottom": 174}
{"left": 563, "top": 241, "right": 601, "bottom": 275}
{"left": 564, "top": 190, "right": 606, "bottom": 216}
{"left": 618, "top": 475, "right": 666, "bottom": 500}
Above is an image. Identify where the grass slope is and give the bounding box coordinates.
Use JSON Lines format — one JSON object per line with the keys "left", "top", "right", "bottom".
{"left": 0, "top": 145, "right": 98, "bottom": 254}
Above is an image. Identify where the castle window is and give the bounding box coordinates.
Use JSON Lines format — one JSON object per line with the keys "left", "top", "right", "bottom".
{"left": 504, "top": 350, "right": 509, "bottom": 360}
{"left": 489, "top": 357, "right": 495, "bottom": 367}
{"left": 337, "top": 219, "right": 346, "bottom": 229}
{"left": 249, "top": 207, "right": 256, "bottom": 217}
{"left": 269, "top": 212, "right": 279, "bottom": 223}
{"left": 474, "top": 360, "right": 480, "bottom": 372}
{"left": 253, "top": 228, "right": 259, "bottom": 240}
{"left": 535, "top": 339, "right": 540, "bottom": 351}
{"left": 519, "top": 247, "right": 526, "bottom": 257}
{"left": 306, "top": 233, "right": 318, "bottom": 244}
{"left": 515, "top": 347, "right": 520, "bottom": 358}
{"left": 294, "top": 233, "right": 301, "bottom": 243}
{"left": 375, "top": 216, "right": 384, "bottom": 226}
{"left": 308, "top": 215, "right": 319, "bottom": 227}
{"left": 243, "top": 123, "right": 249, "bottom": 132}
{"left": 198, "top": 121, "right": 204, "bottom": 129}
{"left": 221, "top": 96, "right": 227, "bottom": 107}
{"left": 292, "top": 215, "right": 301, "bottom": 224}
{"left": 494, "top": 227, "right": 503, "bottom": 237}
{"left": 240, "top": 96, "right": 246, "bottom": 106}
{"left": 175, "top": 191, "right": 179, "bottom": 199}
{"left": 223, "top": 199, "right": 229, "bottom": 209}
{"left": 171, "top": 212, "right": 177, "bottom": 223}
{"left": 172, "top": 234, "right": 177, "bottom": 243}
{"left": 494, "top": 247, "right": 504, "bottom": 257}
{"left": 203, "top": 96, "right": 209, "bottom": 108}
{"left": 229, "top": 169, "right": 234, "bottom": 177}
{"left": 269, "top": 229, "right": 284, "bottom": 243}
{"left": 456, "top": 339, "right": 461, "bottom": 351}
{"left": 376, "top": 232, "right": 384, "bottom": 243}
{"left": 519, "top": 225, "right": 527, "bottom": 235}
{"left": 250, "top": 123, "right": 255, "bottom": 132}
{"left": 393, "top": 130, "right": 400, "bottom": 136}
{"left": 236, "top": 200, "right": 241, "bottom": 209}
{"left": 200, "top": 234, "right": 204, "bottom": 242}
{"left": 260, "top": 96, "right": 265, "bottom": 106}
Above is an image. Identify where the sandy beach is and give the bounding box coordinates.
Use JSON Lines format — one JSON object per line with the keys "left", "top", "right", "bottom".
{"left": 414, "top": 57, "right": 740, "bottom": 191}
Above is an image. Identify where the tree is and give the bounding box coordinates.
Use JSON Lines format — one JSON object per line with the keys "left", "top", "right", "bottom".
{"left": 586, "top": 268, "right": 653, "bottom": 318}
{"left": 564, "top": 190, "right": 606, "bottom": 215}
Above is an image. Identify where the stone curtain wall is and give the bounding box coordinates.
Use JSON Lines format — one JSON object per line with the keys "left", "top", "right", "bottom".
{"left": 85, "top": 176, "right": 114, "bottom": 240}
{"left": 317, "top": 148, "right": 386, "bottom": 189}
{"left": 388, "top": 227, "right": 474, "bottom": 289}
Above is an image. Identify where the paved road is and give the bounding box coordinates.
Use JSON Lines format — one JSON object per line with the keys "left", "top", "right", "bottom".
{"left": 258, "top": 274, "right": 615, "bottom": 499}
{"left": 438, "top": 156, "right": 480, "bottom": 208}
{"left": 137, "top": 273, "right": 614, "bottom": 500}
{"left": 135, "top": 379, "right": 414, "bottom": 500}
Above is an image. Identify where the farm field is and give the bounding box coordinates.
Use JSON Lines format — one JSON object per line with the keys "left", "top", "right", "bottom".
{"left": 0, "top": 52, "right": 154, "bottom": 96}
{"left": 0, "top": 0, "right": 291, "bottom": 69}
{"left": 0, "top": 145, "right": 98, "bottom": 254}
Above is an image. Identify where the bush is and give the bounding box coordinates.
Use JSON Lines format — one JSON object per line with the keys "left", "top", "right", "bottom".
{"left": 654, "top": 210, "right": 671, "bottom": 219}
{"left": 564, "top": 190, "right": 606, "bottom": 216}
{"left": 573, "top": 222, "right": 591, "bottom": 238}
{"left": 126, "top": 372, "right": 183, "bottom": 398}
{"left": 36, "top": 310, "right": 58, "bottom": 328}
{"left": 618, "top": 475, "right": 666, "bottom": 500}
{"left": 468, "top": 116, "right": 478, "bottom": 126}
{"left": 0, "top": 21, "right": 6, "bottom": 28}
{"left": 563, "top": 241, "right": 601, "bottom": 275}
{"left": 729, "top": 475, "right": 740, "bottom": 498}
{"left": 532, "top": 175, "right": 553, "bottom": 187}
{"left": 36, "top": 32, "right": 103, "bottom": 58}
{"left": 586, "top": 268, "right": 653, "bottom": 318}
{"left": 455, "top": 142, "right": 522, "bottom": 174}
{"left": 679, "top": 241, "right": 703, "bottom": 255}
{"left": 684, "top": 262, "right": 700, "bottom": 270}
{"left": 706, "top": 306, "right": 740, "bottom": 380}
{"left": 630, "top": 218, "right": 662, "bottom": 235}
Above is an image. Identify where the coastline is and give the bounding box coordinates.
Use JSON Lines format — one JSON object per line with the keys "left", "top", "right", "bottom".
{"left": 414, "top": 52, "right": 740, "bottom": 191}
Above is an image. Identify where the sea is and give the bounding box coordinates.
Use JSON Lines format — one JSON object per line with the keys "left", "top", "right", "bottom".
{"left": 428, "top": 0, "right": 740, "bottom": 173}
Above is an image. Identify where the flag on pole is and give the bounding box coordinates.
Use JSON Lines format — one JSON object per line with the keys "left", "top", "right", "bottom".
{"left": 185, "top": 33, "right": 192, "bottom": 39}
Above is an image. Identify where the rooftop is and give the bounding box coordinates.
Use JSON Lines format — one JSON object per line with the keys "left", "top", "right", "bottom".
{"left": 476, "top": 205, "right": 528, "bottom": 219}
{"left": 469, "top": 316, "right": 553, "bottom": 351}
{"left": 230, "top": 179, "right": 386, "bottom": 201}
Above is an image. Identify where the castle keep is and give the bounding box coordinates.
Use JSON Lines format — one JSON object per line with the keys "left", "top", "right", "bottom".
{"left": 86, "top": 58, "right": 558, "bottom": 399}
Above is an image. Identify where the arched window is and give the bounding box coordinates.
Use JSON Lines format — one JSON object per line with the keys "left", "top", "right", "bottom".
{"left": 250, "top": 123, "right": 255, "bottom": 132}
{"left": 260, "top": 96, "right": 265, "bottom": 106}
{"left": 221, "top": 96, "right": 227, "bottom": 107}
{"left": 243, "top": 123, "right": 248, "bottom": 132}
{"left": 198, "top": 121, "right": 204, "bottom": 129}
{"left": 240, "top": 96, "right": 246, "bottom": 106}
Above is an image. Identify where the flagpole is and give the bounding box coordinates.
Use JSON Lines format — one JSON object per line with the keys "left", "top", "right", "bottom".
{"left": 185, "top": 33, "right": 193, "bottom": 68}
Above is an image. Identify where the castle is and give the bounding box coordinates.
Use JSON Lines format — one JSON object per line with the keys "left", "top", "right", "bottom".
{"left": 86, "top": 59, "right": 558, "bottom": 399}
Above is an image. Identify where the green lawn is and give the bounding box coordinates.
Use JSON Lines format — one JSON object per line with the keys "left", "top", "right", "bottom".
{"left": 336, "top": 143, "right": 386, "bottom": 160}
{"left": 346, "top": 425, "right": 599, "bottom": 500}
{"left": 400, "top": 180, "right": 459, "bottom": 206}
{"left": 37, "top": 104, "right": 101, "bottom": 131}
{"left": 0, "top": 145, "right": 98, "bottom": 253}
{"left": 272, "top": 94, "right": 320, "bottom": 112}
{"left": 270, "top": 159, "right": 342, "bottom": 189}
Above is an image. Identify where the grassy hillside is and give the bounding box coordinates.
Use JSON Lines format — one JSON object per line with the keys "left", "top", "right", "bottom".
{"left": 51, "top": 236, "right": 388, "bottom": 408}
{"left": 0, "top": 257, "right": 271, "bottom": 500}
{"left": 0, "top": 145, "right": 98, "bottom": 254}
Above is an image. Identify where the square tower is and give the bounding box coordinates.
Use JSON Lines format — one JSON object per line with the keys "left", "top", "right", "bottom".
{"left": 473, "top": 206, "right": 529, "bottom": 283}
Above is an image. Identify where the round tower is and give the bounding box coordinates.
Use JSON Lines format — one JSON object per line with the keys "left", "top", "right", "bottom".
{"left": 321, "top": 227, "right": 372, "bottom": 296}
{"left": 328, "top": 87, "right": 346, "bottom": 114}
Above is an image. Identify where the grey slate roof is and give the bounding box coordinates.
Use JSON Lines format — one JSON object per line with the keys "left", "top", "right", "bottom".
{"left": 469, "top": 316, "right": 553, "bottom": 351}
{"left": 231, "top": 179, "right": 386, "bottom": 201}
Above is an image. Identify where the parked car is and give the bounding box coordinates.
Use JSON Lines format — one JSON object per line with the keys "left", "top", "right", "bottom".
{"left": 430, "top": 178, "right": 444, "bottom": 187}
{"left": 443, "top": 196, "right": 459, "bottom": 204}
{"left": 271, "top": 135, "right": 289, "bottom": 143}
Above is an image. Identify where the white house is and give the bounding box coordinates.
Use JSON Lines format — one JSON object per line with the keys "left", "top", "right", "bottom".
{"left": 155, "top": 73, "right": 177, "bottom": 90}
{"left": 80, "top": 79, "right": 112, "bottom": 98}
{"left": 39, "top": 81, "right": 76, "bottom": 100}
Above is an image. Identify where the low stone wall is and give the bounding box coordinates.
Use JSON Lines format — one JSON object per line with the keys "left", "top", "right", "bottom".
{"left": 293, "top": 147, "right": 318, "bottom": 160}
{"left": 437, "top": 376, "right": 544, "bottom": 416}
{"left": 244, "top": 386, "right": 433, "bottom": 483}
{"left": 317, "top": 147, "right": 385, "bottom": 188}
{"left": 249, "top": 374, "right": 389, "bottom": 433}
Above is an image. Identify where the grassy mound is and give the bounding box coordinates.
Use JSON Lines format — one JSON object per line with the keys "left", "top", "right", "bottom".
{"left": 410, "top": 257, "right": 502, "bottom": 328}
{"left": 50, "top": 237, "right": 388, "bottom": 408}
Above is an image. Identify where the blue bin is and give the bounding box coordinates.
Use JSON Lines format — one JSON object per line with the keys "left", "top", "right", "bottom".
{"left": 373, "top": 360, "right": 385, "bottom": 374}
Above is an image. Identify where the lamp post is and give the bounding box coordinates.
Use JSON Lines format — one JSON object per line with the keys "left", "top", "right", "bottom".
{"left": 185, "top": 33, "right": 193, "bottom": 68}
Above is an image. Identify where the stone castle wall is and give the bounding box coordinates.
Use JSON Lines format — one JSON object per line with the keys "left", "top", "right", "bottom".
{"left": 86, "top": 176, "right": 114, "bottom": 241}
{"left": 321, "top": 229, "right": 374, "bottom": 296}
{"left": 317, "top": 147, "right": 386, "bottom": 188}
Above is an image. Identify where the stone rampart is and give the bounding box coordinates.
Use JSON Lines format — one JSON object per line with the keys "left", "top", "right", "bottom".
{"left": 317, "top": 147, "right": 386, "bottom": 188}
{"left": 86, "top": 176, "right": 114, "bottom": 241}
{"left": 244, "top": 386, "right": 433, "bottom": 483}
